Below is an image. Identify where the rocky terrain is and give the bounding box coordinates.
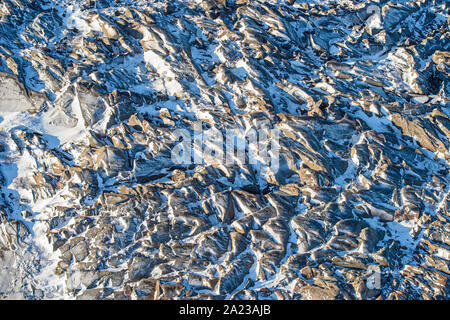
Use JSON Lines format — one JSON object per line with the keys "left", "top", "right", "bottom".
{"left": 0, "top": 0, "right": 449, "bottom": 300}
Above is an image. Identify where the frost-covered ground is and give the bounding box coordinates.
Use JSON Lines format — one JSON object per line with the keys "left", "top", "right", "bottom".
{"left": 0, "top": 0, "right": 449, "bottom": 299}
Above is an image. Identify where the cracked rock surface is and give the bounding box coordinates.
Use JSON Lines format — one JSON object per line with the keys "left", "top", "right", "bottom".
{"left": 0, "top": 0, "right": 449, "bottom": 299}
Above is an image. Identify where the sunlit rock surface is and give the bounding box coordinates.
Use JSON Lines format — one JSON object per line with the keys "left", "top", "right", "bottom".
{"left": 0, "top": 0, "right": 449, "bottom": 300}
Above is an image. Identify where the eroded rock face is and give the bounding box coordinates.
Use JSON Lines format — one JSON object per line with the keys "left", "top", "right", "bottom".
{"left": 0, "top": 0, "right": 449, "bottom": 300}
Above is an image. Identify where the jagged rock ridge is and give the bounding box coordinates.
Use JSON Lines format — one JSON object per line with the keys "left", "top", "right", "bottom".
{"left": 0, "top": 0, "right": 449, "bottom": 299}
